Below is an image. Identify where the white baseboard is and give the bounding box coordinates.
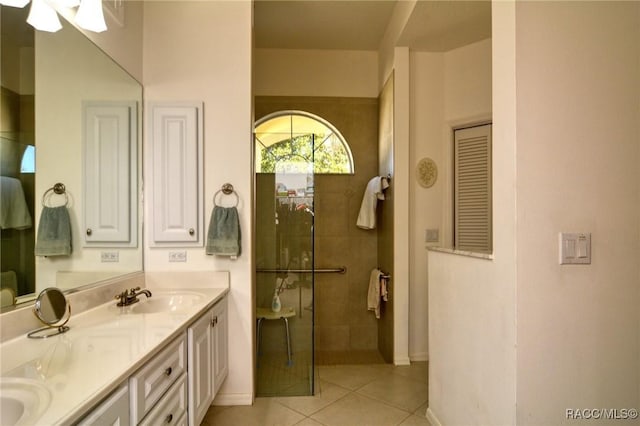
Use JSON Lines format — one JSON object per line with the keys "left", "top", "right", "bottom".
{"left": 212, "top": 392, "right": 253, "bottom": 406}
{"left": 426, "top": 408, "right": 442, "bottom": 426}
{"left": 394, "top": 356, "right": 412, "bottom": 366}
{"left": 410, "top": 352, "right": 429, "bottom": 362}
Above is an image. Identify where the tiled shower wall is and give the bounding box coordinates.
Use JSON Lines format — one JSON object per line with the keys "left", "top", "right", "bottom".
{"left": 255, "top": 96, "right": 381, "bottom": 355}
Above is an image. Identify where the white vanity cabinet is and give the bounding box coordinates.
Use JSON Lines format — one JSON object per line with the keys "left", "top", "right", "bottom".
{"left": 130, "top": 334, "right": 187, "bottom": 424}
{"left": 187, "top": 297, "right": 228, "bottom": 426}
{"left": 61, "top": 292, "right": 229, "bottom": 426}
{"left": 139, "top": 374, "right": 188, "bottom": 426}
{"left": 77, "top": 383, "right": 130, "bottom": 426}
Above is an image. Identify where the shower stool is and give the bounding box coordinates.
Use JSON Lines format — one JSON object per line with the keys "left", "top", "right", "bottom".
{"left": 256, "top": 307, "right": 296, "bottom": 367}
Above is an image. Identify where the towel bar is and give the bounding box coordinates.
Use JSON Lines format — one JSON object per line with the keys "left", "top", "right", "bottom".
{"left": 213, "top": 182, "right": 239, "bottom": 207}
{"left": 256, "top": 267, "right": 346, "bottom": 274}
{"left": 42, "top": 182, "right": 69, "bottom": 207}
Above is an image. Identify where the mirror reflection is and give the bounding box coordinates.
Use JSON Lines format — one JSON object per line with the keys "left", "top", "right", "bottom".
{"left": 34, "top": 287, "right": 67, "bottom": 325}
{"left": 29, "top": 287, "right": 71, "bottom": 338}
{"left": 1, "top": 6, "right": 143, "bottom": 309}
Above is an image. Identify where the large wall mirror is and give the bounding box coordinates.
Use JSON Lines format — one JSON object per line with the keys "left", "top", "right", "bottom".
{"left": 0, "top": 5, "right": 143, "bottom": 310}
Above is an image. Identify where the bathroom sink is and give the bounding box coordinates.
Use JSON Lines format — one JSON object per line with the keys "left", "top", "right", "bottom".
{"left": 0, "top": 378, "right": 51, "bottom": 426}
{"left": 129, "top": 291, "right": 204, "bottom": 314}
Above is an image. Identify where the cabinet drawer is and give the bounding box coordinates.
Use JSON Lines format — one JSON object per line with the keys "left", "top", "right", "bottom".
{"left": 130, "top": 334, "right": 187, "bottom": 423}
{"left": 78, "top": 383, "right": 130, "bottom": 426}
{"left": 140, "top": 373, "right": 187, "bottom": 426}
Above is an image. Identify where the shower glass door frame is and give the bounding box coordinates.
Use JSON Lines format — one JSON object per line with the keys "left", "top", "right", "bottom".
{"left": 255, "top": 130, "right": 316, "bottom": 397}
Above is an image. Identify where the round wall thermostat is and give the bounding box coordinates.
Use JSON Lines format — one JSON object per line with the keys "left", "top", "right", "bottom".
{"left": 416, "top": 157, "right": 437, "bottom": 188}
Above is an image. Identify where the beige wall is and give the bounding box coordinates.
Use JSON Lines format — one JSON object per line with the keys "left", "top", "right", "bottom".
{"left": 427, "top": 2, "right": 517, "bottom": 424}
{"left": 377, "top": 0, "right": 416, "bottom": 91}
{"left": 408, "top": 51, "right": 443, "bottom": 362}
{"left": 142, "top": 1, "right": 254, "bottom": 404}
{"left": 515, "top": 2, "right": 640, "bottom": 423}
{"left": 410, "top": 39, "right": 492, "bottom": 361}
{"left": 254, "top": 49, "right": 378, "bottom": 98}
{"left": 58, "top": 1, "right": 144, "bottom": 82}
{"left": 428, "top": 1, "right": 640, "bottom": 425}
{"left": 35, "top": 23, "right": 143, "bottom": 293}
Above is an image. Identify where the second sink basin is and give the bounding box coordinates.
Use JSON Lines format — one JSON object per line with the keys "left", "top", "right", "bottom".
{"left": 0, "top": 378, "right": 51, "bottom": 426}
{"left": 129, "top": 291, "right": 204, "bottom": 314}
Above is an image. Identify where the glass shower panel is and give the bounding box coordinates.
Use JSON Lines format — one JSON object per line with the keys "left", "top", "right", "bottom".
{"left": 255, "top": 132, "right": 315, "bottom": 397}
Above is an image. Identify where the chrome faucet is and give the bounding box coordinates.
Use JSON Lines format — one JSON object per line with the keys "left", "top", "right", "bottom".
{"left": 115, "top": 286, "right": 152, "bottom": 307}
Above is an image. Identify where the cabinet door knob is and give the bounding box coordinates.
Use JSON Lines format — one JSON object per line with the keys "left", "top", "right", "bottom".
{"left": 164, "top": 367, "right": 172, "bottom": 376}
{"left": 86, "top": 228, "right": 92, "bottom": 236}
{"left": 165, "top": 413, "right": 173, "bottom": 423}
{"left": 188, "top": 228, "right": 195, "bottom": 236}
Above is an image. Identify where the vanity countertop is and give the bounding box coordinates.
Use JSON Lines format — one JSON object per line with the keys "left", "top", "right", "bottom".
{"left": 0, "top": 286, "right": 229, "bottom": 425}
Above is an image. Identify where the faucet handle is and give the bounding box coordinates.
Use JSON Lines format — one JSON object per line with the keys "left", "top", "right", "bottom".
{"left": 130, "top": 286, "right": 141, "bottom": 293}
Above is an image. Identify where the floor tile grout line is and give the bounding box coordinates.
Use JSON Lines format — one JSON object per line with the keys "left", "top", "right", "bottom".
{"left": 394, "top": 411, "right": 417, "bottom": 426}
{"left": 222, "top": 362, "right": 430, "bottom": 426}
{"left": 345, "top": 388, "right": 417, "bottom": 414}
{"left": 351, "top": 389, "right": 419, "bottom": 415}
{"left": 304, "top": 391, "right": 354, "bottom": 425}
{"left": 274, "top": 383, "right": 355, "bottom": 419}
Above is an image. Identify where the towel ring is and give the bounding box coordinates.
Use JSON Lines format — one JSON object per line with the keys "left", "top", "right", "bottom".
{"left": 213, "top": 183, "right": 239, "bottom": 207}
{"left": 42, "top": 183, "right": 69, "bottom": 207}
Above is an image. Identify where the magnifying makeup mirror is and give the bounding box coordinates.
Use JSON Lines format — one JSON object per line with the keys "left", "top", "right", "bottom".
{"left": 27, "top": 288, "right": 71, "bottom": 339}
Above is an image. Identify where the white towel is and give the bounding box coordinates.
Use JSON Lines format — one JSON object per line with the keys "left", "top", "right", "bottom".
{"left": 367, "top": 268, "right": 382, "bottom": 319}
{"left": 356, "top": 176, "right": 389, "bottom": 230}
{"left": 0, "top": 176, "right": 32, "bottom": 230}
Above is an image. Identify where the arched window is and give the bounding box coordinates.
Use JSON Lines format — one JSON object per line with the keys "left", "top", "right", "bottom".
{"left": 254, "top": 111, "right": 354, "bottom": 174}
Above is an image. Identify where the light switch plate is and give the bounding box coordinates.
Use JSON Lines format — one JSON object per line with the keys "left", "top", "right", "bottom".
{"left": 560, "top": 233, "right": 591, "bottom": 265}
{"left": 425, "top": 229, "right": 439, "bottom": 243}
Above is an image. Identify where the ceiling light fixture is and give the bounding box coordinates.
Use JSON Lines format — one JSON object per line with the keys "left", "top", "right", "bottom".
{"left": 74, "top": 0, "right": 106, "bottom": 32}
{"left": 0, "top": 0, "right": 107, "bottom": 33}
{"left": 26, "top": 0, "right": 62, "bottom": 32}
{"left": 1, "top": 0, "right": 29, "bottom": 7}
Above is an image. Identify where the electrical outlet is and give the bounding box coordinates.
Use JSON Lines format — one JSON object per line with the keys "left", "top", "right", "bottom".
{"left": 169, "top": 251, "right": 187, "bottom": 262}
{"left": 425, "top": 229, "right": 439, "bottom": 243}
{"left": 101, "top": 251, "right": 119, "bottom": 263}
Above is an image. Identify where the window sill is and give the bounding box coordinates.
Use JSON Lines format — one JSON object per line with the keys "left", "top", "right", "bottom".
{"left": 427, "top": 246, "right": 494, "bottom": 260}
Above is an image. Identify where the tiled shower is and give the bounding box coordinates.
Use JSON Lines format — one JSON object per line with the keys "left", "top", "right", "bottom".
{"left": 255, "top": 96, "right": 389, "bottom": 396}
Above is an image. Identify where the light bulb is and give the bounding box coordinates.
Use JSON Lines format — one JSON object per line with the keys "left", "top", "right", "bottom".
{"left": 52, "top": 0, "right": 80, "bottom": 8}
{"left": 75, "top": 0, "right": 106, "bottom": 33}
{"left": 27, "top": 0, "right": 62, "bottom": 32}
{"left": 0, "top": 0, "right": 30, "bottom": 8}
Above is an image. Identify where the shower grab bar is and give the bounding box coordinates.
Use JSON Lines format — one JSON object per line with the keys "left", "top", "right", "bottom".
{"left": 257, "top": 267, "right": 346, "bottom": 274}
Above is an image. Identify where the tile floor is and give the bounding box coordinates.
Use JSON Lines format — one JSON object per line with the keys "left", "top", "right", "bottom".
{"left": 203, "top": 362, "right": 430, "bottom": 426}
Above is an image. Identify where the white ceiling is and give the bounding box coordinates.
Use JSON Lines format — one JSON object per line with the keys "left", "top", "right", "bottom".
{"left": 254, "top": 0, "right": 491, "bottom": 52}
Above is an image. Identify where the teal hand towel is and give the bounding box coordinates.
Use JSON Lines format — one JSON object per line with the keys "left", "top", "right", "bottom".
{"left": 206, "top": 206, "right": 241, "bottom": 257}
{"left": 35, "top": 206, "right": 72, "bottom": 256}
